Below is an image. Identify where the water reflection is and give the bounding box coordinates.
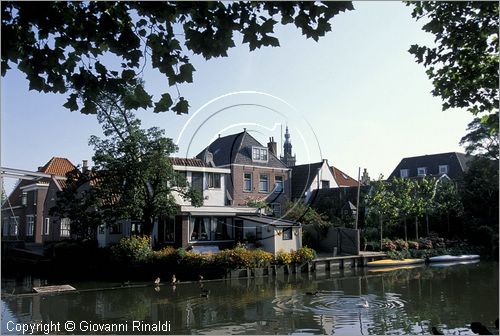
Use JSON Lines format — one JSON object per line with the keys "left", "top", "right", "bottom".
{"left": 1, "top": 262, "right": 498, "bottom": 335}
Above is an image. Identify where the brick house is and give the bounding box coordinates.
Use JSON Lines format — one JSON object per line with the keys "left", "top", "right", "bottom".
{"left": 196, "top": 129, "right": 291, "bottom": 215}
{"left": 1, "top": 157, "right": 76, "bottom": 243}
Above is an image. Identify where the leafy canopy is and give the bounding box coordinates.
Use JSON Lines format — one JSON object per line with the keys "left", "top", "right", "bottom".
{"left": 407, "top": 2, "right": 499, "bottom": 159}
{"left": 2, "top": 2, "right": 353, "bottom": 115}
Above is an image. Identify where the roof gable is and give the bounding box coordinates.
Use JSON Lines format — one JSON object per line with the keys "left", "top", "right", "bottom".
{"left": 38, "top": 157, "right": 76, "bottom": 176}
{"left": 291, "top": 161, "right": 324, "bottom": 199}
{"left": 331, "top": 166, "right": 358, "bottom": 187}
{"left": 197, "top": 131, "right": 287, "bottom": 169}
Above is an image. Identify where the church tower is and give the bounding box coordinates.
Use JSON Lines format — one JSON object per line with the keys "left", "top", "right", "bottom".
{"left": 280, "top": 126, "right": 296, "bottom": 167}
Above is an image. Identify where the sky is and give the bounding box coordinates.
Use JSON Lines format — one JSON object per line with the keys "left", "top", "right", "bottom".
{"left": 1, "top": 2, "right": 473, "bottom": 195}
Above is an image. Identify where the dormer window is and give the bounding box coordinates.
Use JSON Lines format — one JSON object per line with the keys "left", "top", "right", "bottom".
{"left": 252, "top": 147, "right": 268, "bottom": 162}
{"left": 400, "top": 169, "right": 409, "bottom": 178}
{"left": 439, "top": 165, "right": 448, "bottom": 175}
{"left": 417, "top": 167, "right": 427, "bottom": 176}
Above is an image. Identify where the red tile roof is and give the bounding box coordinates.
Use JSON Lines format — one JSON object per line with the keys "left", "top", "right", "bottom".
{"left": 330, "top": 166, "right": 358, "bottom": 187}
{"left": 38, "top": 157, "right": 76, "bottom": 176}
{"left": 169, "top": 157, "right": 212, "bottom": 167}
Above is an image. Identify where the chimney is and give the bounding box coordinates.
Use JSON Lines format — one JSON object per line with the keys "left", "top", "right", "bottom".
{"left": 267, "top": 137, "right": 277, "bottom": 155}
{"left": 82, "top": 160, "right": 88, "bottom": 173}
{"left": 361, "top": 168, "right": 370, "bottom": 185}
{"left": 203, "top": 150, "right": 215, "bottom": 167}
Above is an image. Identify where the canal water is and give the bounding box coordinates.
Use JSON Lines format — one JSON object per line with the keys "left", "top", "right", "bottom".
{"left": 1, "top": 261, "right": 498, "bottom": 335}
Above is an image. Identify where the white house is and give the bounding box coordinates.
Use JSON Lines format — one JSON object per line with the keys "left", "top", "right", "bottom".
{"left": 291, "top": 159, "right": 339, "bottom": 203}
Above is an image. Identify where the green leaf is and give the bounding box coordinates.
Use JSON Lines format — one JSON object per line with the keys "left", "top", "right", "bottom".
{"left": 154, "top": 93, "right": 173, "bottom": 113}
{"left": 63, "top": 93, "right": 79, "bottom": 111}
{"left": 172, "top": 97, "right": 189, "bottom": 114}
{"left": 179, "top": 63, "right": 195, "bottom": 83}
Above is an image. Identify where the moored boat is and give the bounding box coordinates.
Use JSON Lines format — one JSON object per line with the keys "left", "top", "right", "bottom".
{"left": 428, "top": 254, "right": 480, "bottom": 263}
{"left": 366, "top": 258, "right": 425, "bottom": 267}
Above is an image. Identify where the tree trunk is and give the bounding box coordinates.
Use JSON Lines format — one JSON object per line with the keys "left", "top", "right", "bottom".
{"left": 379, "top": 217, "right": 383, "bottom": 250}
{"left": 415, "top": 216, "right": 419, "bottom": 241}
{"left": 426, "top": 214, "right": 430, "bottom": 237}
{"left": 404, "top": 217, "right": 407, "bottom": 242}
{"left": 447, "top": 212, "right": 450, "bottom": 236}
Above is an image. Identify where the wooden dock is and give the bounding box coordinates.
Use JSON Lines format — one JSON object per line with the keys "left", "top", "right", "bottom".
{"left": 311, "top": 252, "right": 387, "bottom": 272}
{"left": 33, "top": 285, "right": 76, "bottom": 294}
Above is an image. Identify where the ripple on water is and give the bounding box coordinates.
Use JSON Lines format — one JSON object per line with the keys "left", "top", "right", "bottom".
{"left": 273, "top": 290, "right": 409, "bottom": 328}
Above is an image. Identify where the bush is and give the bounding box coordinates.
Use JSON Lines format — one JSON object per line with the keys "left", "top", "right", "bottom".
{"left": 418, "top": 237, "right": 433, "bottom": 249}
{"left": 249, "top": 249, "right": 273, "bottom": 268}
{"left": 408, "top": 241, "right": 419, "bottom": 250}
{"left": 381, "top": 239, "right": 397, "bottom": 251}
{"left": 394, "top": 239, "right": 409, "bottom": 251}
{"left": 182, "top": 251, "right": 212, "bottom": 267}
{"left": 213, "top": 246, "right": 251, "bottom": 269}
{"left": 152, "top": 246, "right": 177, "bottom": 263}
{"left": 291, "top": 247, "right": 317, "bottom": 264}
{"left": 111, "top": 235, "right": 152, "bottom": 264}
{"left": 275, "top": 250, "right": 293, "bottom": 265}
{"left": 366, "top": 241, "right": 380, "bottom": 251}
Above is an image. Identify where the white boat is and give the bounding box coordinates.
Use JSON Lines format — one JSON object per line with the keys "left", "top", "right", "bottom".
{"left": 430, "top": 259, "right": 480, "bottom": 268}
{"left": 428, "top": 254, "right": 480, "bottom": 263}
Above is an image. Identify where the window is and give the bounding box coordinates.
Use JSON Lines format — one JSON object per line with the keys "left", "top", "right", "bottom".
{"left": 282, "top": 227, "right": 292, "bottom": 240}
{"left": 191, "top": 172, "right": 203, "bottom": 192}
{"left": 213, "top": 217, "right": 232, "bottom": 240}
{"left": 173, "top": 171, "right": 187, "bottom": 187}
{"left": 274, "top": 176, "right": 283, "bottom": 193}
{"left": 417, "top": 167, "right": 427, "bottom": 176}
{"left": 244, "top": 173, "right": 252, "bottom": 192}
{"left": 21, "top": 192, "right": 27, "bottom": 206}
{"left": 164, "top": 216, "right": 175, "bottom": 242}
{"left": 109, "top": 223, "right": 122, "bottom": 234}
{"left": 321, "top": 180, "right": 330, "bottom": 189}
{"left": 252, "top": 147, "right": 268, "bottom": 162}
{"left": 10, "top": 217, "right": 19, "bottom": 236}
{"left": 130, "top": 221, "right": 142, "bottom": 235}
{"left": 60, "top": 218, "right": 71, "bottom": 237}
{"left": 43, "top": 218, "right": 50, "bottom": 235}
{"left": 208, "top": 173, "right": 221, "bottom": 188}
{"left": 400, "top": 169, "right": 409, "bottom": 178}
{"left": 259, "top": 174, "right": 269, "bottom": 192}
{"left": 26, "top": 215, "right": 34, "bottom": 236}
{"left": 2, "top": 217, "right": 8, "bottom": 236}
{"left": 190, "top": 217, "right": 211, "bottom": 241}
{"left": 439, "top": 165, "right": 448, "bottom": 175}
{"left": 98, "top": 224, "right": 105, "bottom": 234}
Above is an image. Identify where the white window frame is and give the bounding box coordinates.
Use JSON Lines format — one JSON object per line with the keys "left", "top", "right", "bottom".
{"left": 207, "top": 172, "right": 221, "bottom": 189}
{"left": 400, "top": 169, "right": 409, "bottom": 178}
{"left": 259, "top": 174, "right": 269, "bottom": 192}
{"left": 439, "top": 165, "right": 448, "bottom": 175}
{"left": 252, "top": 147, "right": 268, "bottom": 162}
{"left": 26, "top": 215, "right": 34, "bottom": 236}
{"left": 417, "top": 167, "right": 427, "bottom": 176}
{"left": 60, "top": 218, "right": 71, "bottom": 238}
{"left": 43, "top": 218, "right": 50, "bottom": 235}
{"left": 274, "top": 176, "right": 283, "bottom": 193}
{"left": 243, "top": 172, "right": 252, "bottom": 192}
{"left": 282, "top": 227, "right": 293, "bottom": 240}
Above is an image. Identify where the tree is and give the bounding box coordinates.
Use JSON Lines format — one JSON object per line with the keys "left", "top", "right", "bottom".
{"left": 364, "top": 177, "right": 398, "bottom": 249}
{"left": 391, "top": 177, "right": 414, "bottom": 241}
{"left": 432, "top": 176, "right": 463, "bottom": 236}
{"left": 50, "top": 168, "right": 103, "bottom": 240}
{"left": 417, "top": 176, "right": 437, "bottom": 237}
{"left": 88, "top": 95, "right": 203, "bottom": 238}
{"left": 2, "top": 2, "right": 353, "bottom": 115}
{"left": 460, "top": 117, "right": 499, "bottom": 160}
{"left": 407, "top": 2, "right": 499, "bottom": 159}
{"left": 460, "top": 156, "right": 499, "bottom": 226}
